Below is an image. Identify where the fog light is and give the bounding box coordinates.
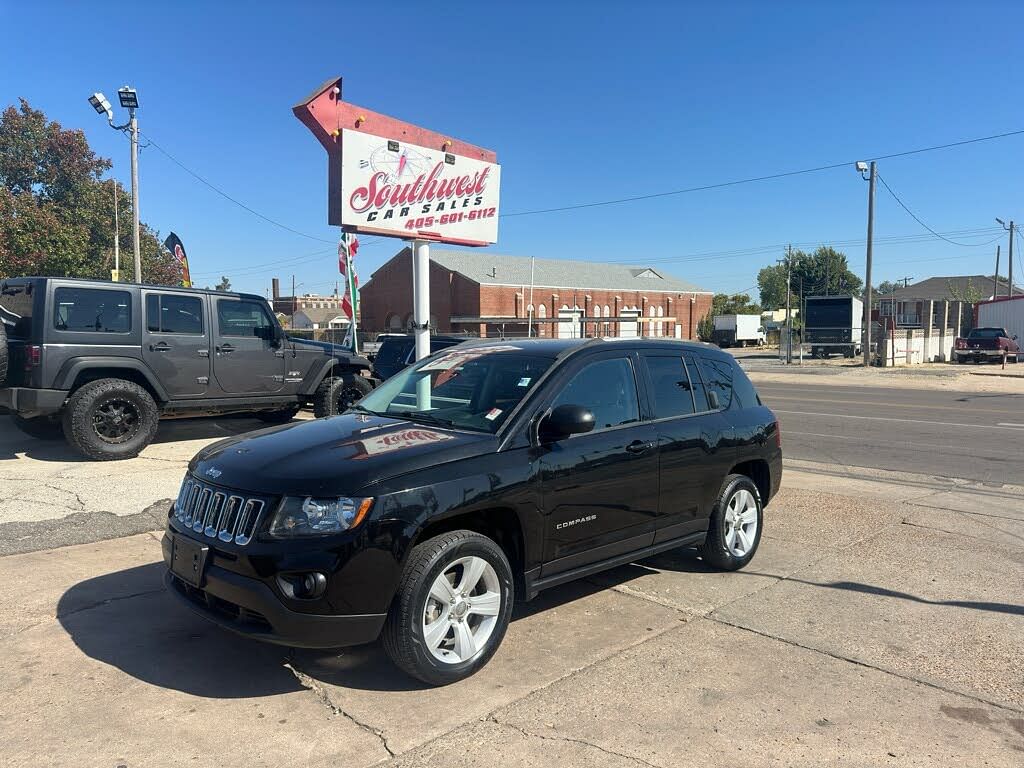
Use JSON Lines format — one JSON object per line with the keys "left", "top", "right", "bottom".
{"left": 277, "top": 571, "right": 327, "bottom": 600}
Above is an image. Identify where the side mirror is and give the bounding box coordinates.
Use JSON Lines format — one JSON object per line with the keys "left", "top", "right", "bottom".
{"left": 1014, "top": 335, "right": 1019, "bottom": 341}
{"left": 539, "top": 404, "right": 595, "bottom": 443}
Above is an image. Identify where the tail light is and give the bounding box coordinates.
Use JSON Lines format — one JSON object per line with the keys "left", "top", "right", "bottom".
{"left": 955, "top": 339, "right": 967, "bottom": 350}
{"left": 24, "top": 345, "right": 41, "bottom": 371}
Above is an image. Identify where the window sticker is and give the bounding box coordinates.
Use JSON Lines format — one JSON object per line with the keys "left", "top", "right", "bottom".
{"left": 485, "top": 408, "right": 503, "bottom": 421}
{"left": 517, "top": 377, "right": 532, "bottom": 387}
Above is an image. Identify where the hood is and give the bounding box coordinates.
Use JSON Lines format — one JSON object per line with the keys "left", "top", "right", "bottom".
{"left": 288, "top": 336, "right": 371, "bottom": 367}
{"left": 189, "top": 414, "right": 495, "bottom": 497}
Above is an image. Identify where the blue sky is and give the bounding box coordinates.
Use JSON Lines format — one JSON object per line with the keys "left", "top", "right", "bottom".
{"left": 3, "top": 0, "right": 1023, "bottom": 300}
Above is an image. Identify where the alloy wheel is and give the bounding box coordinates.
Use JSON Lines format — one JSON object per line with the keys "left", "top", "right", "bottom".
{"left": 723, "top": 488, "right": 758, "bottom": 557}
{"left": 422, "top": 556, "right": 502, "bottom": 664}
{"left": 92, "top": 398, "right": 140, "bottom": 444}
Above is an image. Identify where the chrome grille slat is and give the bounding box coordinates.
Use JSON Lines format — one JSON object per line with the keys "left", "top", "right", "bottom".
{"left": 173, "top": 477, "right": 268, "bottom": 547}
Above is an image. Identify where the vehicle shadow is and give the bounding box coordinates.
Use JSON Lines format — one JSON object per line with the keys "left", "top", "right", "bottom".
{"left": 58, "top": 559, "right": 652, "bottom": 696}
{"left": 0, "top": 414, "right": 300, "bottom": 463}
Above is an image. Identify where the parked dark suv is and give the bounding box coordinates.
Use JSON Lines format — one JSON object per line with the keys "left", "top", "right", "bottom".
{"left": 0, "top": 277, "right": 374, "bottom": 460}
{"left": 163, "top": 338, "right": 781, "bottom": 684}
{"left": 370, "top": 333, "right": 468, "bottom": 381}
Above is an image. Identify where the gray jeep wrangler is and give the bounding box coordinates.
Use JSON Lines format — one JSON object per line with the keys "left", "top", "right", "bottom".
{"left": 0, "top": 277, "right": 376, "bottom": 460}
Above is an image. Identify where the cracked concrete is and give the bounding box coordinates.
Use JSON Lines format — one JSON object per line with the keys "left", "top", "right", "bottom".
{"left": 1, "top": 433, "right": 1022, "bottom": 765}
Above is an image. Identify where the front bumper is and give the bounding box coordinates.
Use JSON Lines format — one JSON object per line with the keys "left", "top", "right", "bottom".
{"left": 954, "top": 349, "right": 1008, "bottom": 361}
{"left": 0, "top": 387, "right": 67, "bottom": 417}
{"left": 162, "top": 533, "right": 386, "bottom": 648}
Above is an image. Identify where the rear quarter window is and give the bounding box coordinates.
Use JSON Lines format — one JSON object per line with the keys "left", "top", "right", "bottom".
{"left": 53, "top": 287, "right": 131, "bottom": 333}
{"left": 729, "top": 361, "right": 762, "bottom": 409}
{"left": 696, "top": 357, "right": 733, "bottom": 410}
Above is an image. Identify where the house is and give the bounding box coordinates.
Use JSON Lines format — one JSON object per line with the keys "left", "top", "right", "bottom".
{"left": 358, "top": 248, "right": 713, "bottom": 339}
{"left": 874, "top": 275, "right": 1021, "bottom": 328}
{"left": 292, "top": 307, "right": 350, "bottom": 331}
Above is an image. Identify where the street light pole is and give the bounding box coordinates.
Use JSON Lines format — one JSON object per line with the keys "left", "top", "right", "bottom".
{"left": 129, "top": 109, "right": 141, "bottom": 283}
{"left": 112, "top": 179, "right": 120, "bottom": 281}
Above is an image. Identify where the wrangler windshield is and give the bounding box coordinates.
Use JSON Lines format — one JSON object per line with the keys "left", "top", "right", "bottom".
{"left": 356, "top": 346, "right": 554, "bottom": 433}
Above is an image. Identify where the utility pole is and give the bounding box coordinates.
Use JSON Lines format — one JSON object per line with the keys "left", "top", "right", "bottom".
{"left": 997, "top": 219, "right": 1015, "bottom": 297}
{"left": 129, "top": 109, "right": 141, "bottom": 283}
{"left": 292, "top": 274, "right": 297, "bottom": 322}
{"left": 994, "top": 246, "right": 1000, "bottom": 299}
{"left": 778, "top": 246, "right": 793, "bottom": 364}
{"left": 860, "top": 161, "right": 877, "bottom": 367}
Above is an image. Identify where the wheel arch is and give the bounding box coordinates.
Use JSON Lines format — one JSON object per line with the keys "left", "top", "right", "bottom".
{"left": 728, "top": 458, "right": 771, "bottom": 505}
{"left": 57, "top": 359, "right": 168, "bottom": 404}
{"left": 408, "top": 508, "right": 527, "bottom": 599}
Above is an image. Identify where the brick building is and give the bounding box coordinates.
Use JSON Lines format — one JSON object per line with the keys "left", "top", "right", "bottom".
{"left": 270, "top": 277, "right": 344, "bottom": 316}
{"left": 359, "top": 248, "right": 713, "bottom": 339}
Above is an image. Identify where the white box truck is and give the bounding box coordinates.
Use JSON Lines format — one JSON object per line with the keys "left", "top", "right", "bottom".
{"left": 712, "top": 314, "right": 766, "bottom": 347}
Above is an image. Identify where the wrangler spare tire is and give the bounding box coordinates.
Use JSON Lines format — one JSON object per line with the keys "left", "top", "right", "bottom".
{"left": 0, "top": 321, "right": 8, "bottom": 387}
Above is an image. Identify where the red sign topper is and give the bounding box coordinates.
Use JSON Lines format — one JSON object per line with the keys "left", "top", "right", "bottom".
{"left": 293, "top": 77, "right": 499, "bottom": 245}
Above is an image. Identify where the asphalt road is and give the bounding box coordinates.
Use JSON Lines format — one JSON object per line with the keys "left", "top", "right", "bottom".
{"left": 755, "top": 381, "right": 1024, "bottom": 483}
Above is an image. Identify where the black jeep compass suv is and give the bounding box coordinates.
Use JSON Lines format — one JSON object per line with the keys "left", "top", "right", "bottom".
{"left": 164, "top": 338, "right": 781, "bottom": 685}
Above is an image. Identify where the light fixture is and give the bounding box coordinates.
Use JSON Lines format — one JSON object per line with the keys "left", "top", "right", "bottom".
{"left": 117, "top": 86, "right": 139, "bottom": 110}
{"left": 88, "top": 92, "right": 113, "bottom": 119}
{"left": 855, "top": 161, "right": 869, "bottom": 173}
{"left": 996, "top": 217, "right": 1006, "bottom": 227}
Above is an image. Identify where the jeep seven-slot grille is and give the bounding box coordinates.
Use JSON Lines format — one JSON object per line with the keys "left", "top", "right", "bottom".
{"left": 173, "top": 477, "right": 267, "bottom": 546}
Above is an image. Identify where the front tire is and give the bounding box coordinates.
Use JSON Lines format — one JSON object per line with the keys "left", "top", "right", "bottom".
{"left": 383, "top": 530, "right": 514, "bottom": 686}
{"left": 312, "top": 374, "right": 372, "bottom": 418}
{"left": 12, "top": 414, "right": 64, "bottom": 440}
{"left": 699, "top": 474, "right": 763, "bottom": 571}
{"left": 62, "top": 379, "right": 159, "bottom": 461}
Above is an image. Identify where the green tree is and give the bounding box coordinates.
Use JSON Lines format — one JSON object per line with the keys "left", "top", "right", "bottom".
{"left": 876, "top": 280, "right": 898, "bottom": 295}
{"left": 206, "top": 275, "right": 232, "bottom": 292}
{"left": 758, "top": 246, "right": 862, "bottom": 309}
{"left": 947, "top": 278, "right": 983, "bottom": 304}
{"left": 0, "top": 99, "right": 182, "bottom": 285}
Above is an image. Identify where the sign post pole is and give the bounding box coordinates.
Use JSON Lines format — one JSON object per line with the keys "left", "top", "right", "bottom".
{"left": 412, "top": 238, "right": 432, "bottom": 409}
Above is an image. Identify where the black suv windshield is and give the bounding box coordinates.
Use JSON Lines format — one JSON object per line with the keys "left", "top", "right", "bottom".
{"left": 358, "top": 345, "right": 554, "bottom": 433}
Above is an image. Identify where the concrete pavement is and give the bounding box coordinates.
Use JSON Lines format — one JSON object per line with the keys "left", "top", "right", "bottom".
{"left": 1, "top": 463, "right": 1022, "bottom": 767}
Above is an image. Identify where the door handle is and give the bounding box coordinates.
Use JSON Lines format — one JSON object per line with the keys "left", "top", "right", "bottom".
{"left": 219, "top": 344, "right": 235, "bottom": 354}
{"left": 198, "top": 349, "right": 209, "bottom": 358}
{"left": 149, "top": 342, "right": 171, "bottom": 352}
{"left": 625, "top": 440, "right": 655, "bottom": 455}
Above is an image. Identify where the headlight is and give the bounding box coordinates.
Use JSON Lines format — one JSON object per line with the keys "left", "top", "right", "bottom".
{"left": 267, "top": 496, "right": 374, "bottom": 538}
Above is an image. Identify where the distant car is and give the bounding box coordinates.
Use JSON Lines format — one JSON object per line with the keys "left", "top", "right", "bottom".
{"left": 360, "top": 333, "right": 404, "bottom": 360}
{"left": 371, "top": 334, "right": 469, "bottom": 381}
{"left": 0, "top": 277, "right": 374, "bottom": 460}
{"left": 163, "top": 337, "right": 781, "bottom": 684}
{"left": 953, "top": 327, "right": 1020, "bottom": 364}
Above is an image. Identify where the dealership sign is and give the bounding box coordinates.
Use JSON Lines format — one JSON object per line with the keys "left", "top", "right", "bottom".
{"left": 340, "top": 129, "right": 500, "bottom": 245}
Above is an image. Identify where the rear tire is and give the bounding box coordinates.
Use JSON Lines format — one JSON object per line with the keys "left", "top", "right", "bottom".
{"left": 0, "top": 321, "right": 7, "bottom": 386}
{"left": 383, "top": 530, "right": 514, "bottom": 686}
{"left": 12, "top": 414, "right": 64, "bottom": 440}
{"left": 699, "top": 474, "right": 763, "bottom": 571}
{"left": 312, "top": 374, "right": 372, "bottom": 418}
{"left": 62, "top": 379, "right": 159, "bottom": 461}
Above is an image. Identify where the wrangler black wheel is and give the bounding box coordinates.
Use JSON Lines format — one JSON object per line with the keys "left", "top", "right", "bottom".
{"left": 62, "top": 379, "right": 159, "bottom": 461}
{"left": 313, "top": 374, "right": 372, "bottom": 418}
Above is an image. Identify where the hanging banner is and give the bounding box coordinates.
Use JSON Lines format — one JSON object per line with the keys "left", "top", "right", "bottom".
{"left": 339, "top": 129, "right": 500, "bottom": 246}
{"left": 164, "top": 232, "right": 192, "bottom": 288}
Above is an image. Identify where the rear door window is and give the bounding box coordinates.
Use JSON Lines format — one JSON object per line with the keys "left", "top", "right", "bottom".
{"left": 696, "top": 357, "right": 733, "bottom": 410}
{"left": 53, "top": 287, "right": 131, "bottom": 333}
{"left": 643, "top": 355, "right": 696, "bottom": 418}
{"left": 684, "top": 356, "right": 709, "bottom": 411}
{"left": 146, "top": 294, "right": 204, "bottom": 334}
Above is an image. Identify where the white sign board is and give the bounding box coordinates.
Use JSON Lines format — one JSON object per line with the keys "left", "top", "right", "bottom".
{"left": 340, "top": 129, "right": 500, "bottom": 246}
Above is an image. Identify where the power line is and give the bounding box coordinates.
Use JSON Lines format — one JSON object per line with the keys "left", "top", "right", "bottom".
{"left": 140, "top": 131, "right": 337, "bottom": 244}
{"left": 500, "top": 128, "right": 1024, "bottom": 219}
{"left": 876, "top": 173, "right": 1003, "bottom": 247}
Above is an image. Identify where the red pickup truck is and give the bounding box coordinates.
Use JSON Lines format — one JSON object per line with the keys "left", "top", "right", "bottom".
{"left": 953, "top": 327, "right": 1021, "bottom": 364}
